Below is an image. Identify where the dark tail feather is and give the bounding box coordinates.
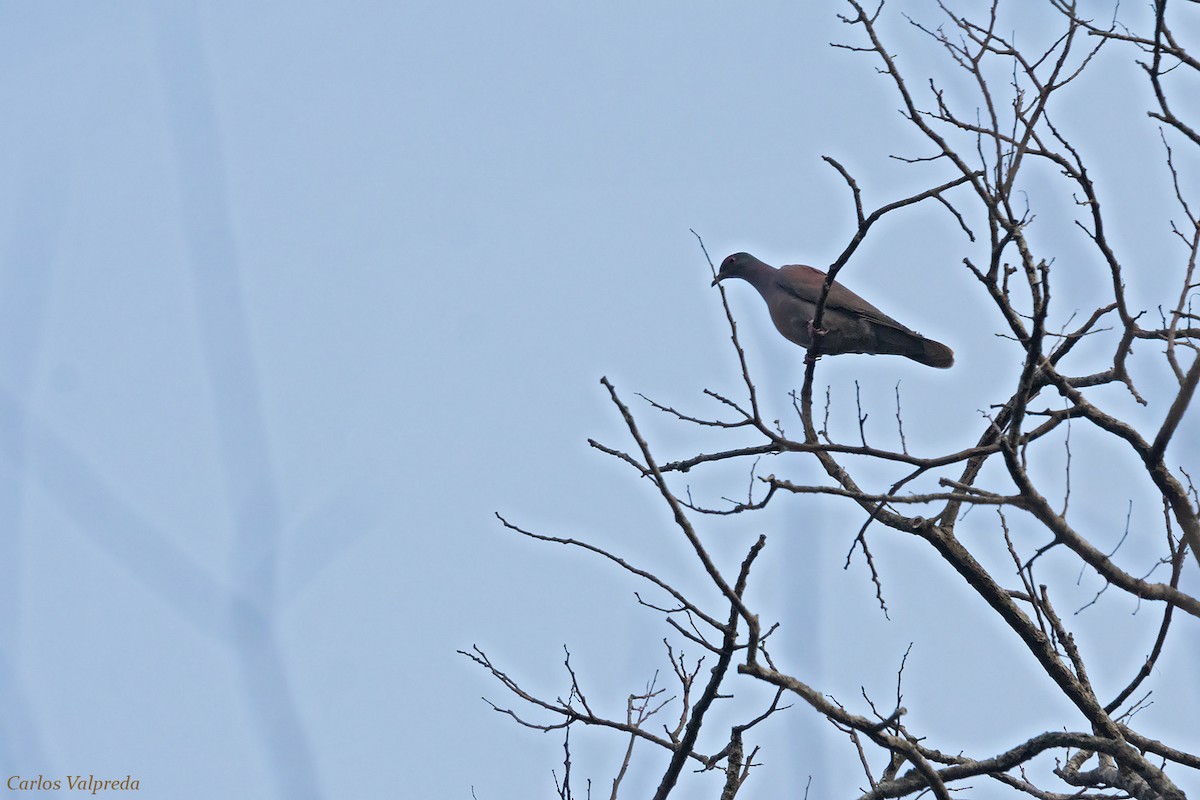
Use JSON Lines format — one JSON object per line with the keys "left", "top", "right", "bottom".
{"left": 875, "top": 325, "right": 955, "bottom": 369}
{"left": 909, "top": 337, "right": 954, "bottom": 369}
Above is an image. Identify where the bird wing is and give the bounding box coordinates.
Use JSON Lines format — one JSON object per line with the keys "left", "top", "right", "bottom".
{"left": 775, "top": 264, "right": 915, "bottom": 333}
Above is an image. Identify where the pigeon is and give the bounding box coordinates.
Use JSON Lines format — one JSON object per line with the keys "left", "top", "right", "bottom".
{"left": 712, "top": 252, "right": 954, "bottom": 368}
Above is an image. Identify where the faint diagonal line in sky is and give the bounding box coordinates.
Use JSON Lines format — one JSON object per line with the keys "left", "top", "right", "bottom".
{"left": 151, "top": 4, "right": 321, "bottom": 798}
{"left": 0, "top": 390, "right": 237, "bottom": 641}
{"left": 279, "top": 482, "right": 387, "bottom": 608}
{"left": 0, "top": 135, "right": 67, "bottom": 771}
{"left": 0, "top": 385, "right": 293, "bottom": 767}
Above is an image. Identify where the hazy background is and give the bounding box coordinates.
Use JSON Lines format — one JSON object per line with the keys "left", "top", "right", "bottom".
{"left": 0, "top": 2, "right": 1196, "bottom": 798}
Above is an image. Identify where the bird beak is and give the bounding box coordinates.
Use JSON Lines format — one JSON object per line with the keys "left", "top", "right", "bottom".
{"left": 711, "top": 275, "right": 723, "bottom": 287}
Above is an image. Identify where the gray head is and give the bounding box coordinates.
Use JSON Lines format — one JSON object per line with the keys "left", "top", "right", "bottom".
{"left": 712, "top": 252, "right": 765, "bottom": 286}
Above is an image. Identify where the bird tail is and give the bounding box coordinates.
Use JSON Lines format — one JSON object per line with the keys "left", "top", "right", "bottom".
{"left": 909, "top": 337, "right": 954, "bottom": 369}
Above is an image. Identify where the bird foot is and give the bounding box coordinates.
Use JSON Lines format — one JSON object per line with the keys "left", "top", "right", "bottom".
{"left": 805, "top": 320, "right": 827, "bottom": 365}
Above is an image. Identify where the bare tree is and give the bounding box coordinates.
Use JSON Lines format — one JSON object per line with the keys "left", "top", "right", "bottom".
{"left": 464, "top": 1, "right": 1200, "bottom": 797}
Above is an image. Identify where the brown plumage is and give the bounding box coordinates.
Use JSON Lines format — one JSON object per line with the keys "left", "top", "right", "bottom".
{"left": 712, "top": 252, "right": 954, "bottom": 369}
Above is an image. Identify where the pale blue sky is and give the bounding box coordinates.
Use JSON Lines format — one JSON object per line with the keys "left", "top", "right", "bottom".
{"left": 0, "top": 2, "right": 1196, "bottom": 798}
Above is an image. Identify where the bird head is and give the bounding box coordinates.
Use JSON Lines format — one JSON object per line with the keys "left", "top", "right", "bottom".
{"left": 712, "top": 252, "right": 760, "bottom": 286}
